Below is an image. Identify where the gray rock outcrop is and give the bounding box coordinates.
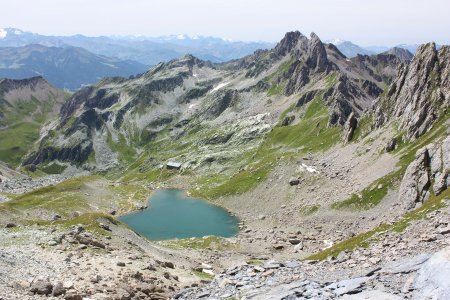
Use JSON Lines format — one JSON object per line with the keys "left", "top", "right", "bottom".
{"left": 413, "top": 247, "right": 450, "bottom": 299}
{"left": 342, "top": 112, "right": 358, "bottom": 143}
{"left": 385, "top": 138, "right": 397, "bottom": 152}
{"left": 399, "top": 135, "right": 450, "bottom": 210}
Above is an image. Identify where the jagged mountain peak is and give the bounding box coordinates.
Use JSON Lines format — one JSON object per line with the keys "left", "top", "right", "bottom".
{"left": 325, "top": 43, "right": 347, "bottom": 59}
{"left": 383, "top": 47, "right": 414, "bottom": 62}
{"left": 306, "top": 32, "right": 329, "bottom": 73}
{"left": 177, "top": 53, "right": 208, "bottom": 67}
{"left": 416, "top": 41, "right": 437, "bottom": 55}
{"left": 375, "top": 41, "right": 449, "bottom": 140}
{"left": 142, "top": 53, "right": 209, "bottom": 80}
{"left": 309, "top": 32, "right": 321, "bottom": 41}
{"left": 273, "top": 30, "right": 308, "bottom": 57}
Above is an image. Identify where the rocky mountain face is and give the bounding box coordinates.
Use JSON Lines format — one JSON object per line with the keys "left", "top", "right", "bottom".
{"left": 22, "top": 31, "right": 402, "bottom": 172}
{"left": 0, "top": 76, "right": 66, "bottom": 166}
{"left": 0, "top": 44, "right": 148, "bottom": 90}
{"left": 383, "top": 47, "right": 414, "bottom": 62}
{"left": 375, "top": 43, "right": 450, "bottom": 140}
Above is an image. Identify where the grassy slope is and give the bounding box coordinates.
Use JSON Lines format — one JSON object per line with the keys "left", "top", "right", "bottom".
{"left": 331, "top": 110, "right": 450, "bottom": 210}
{"left": 0, "top": 122, "right": 41, "bottom": 166}
{"left": 0, "top": 175, "right": 150, "bottom": 222}
{"left": 308, "top": 188, "right": 450, "bottom": 260}
{"left": 308, "top": 111, "right": 450, "bottom": 259}
{"left": 0, "top": 94, "right": 65, "bottom": 167}
{"left": 191, "top": 95, "right": 341, "bottom": 200}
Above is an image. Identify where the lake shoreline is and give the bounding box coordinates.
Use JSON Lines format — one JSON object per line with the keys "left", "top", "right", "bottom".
{"left": 119, "top": 188, "right": 240, "bottom": 241}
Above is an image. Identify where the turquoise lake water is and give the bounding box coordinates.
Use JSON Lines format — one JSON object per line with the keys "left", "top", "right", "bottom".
{"left": 119, "top": 189, "right": 239, "bottom": 240}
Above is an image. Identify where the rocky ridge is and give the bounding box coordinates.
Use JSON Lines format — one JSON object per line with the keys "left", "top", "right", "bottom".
{"left": 375, "top": 43, "right": 450, "bottom": 140}
{"left": 23, "top": 31, "right": 401, "bottom": 172}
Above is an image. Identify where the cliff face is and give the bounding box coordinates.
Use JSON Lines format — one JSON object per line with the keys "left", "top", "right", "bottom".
{"left": 375, "top": 43, "right": 450, "bottom": 140}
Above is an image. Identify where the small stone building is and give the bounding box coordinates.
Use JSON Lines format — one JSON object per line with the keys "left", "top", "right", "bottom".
{"left": 166, "top": 161, "right": 182, "bottom": 170}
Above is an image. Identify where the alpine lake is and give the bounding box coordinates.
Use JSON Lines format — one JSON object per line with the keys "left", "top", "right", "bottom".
{"left": 119, "top": 189, "right": 239, "bottom": 240}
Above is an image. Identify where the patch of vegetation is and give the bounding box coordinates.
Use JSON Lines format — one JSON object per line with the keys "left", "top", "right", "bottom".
{"left": 193, "top": 270, "right": 214, "bottom": 280}
{"left": 260, "top": 57, "right": 296, "bottom": 96}
{"left": 263, "top": 57, "right": 295, "bottom": 83}
{"left": 109, "top": 183, "right": 151, "bottom": 212}
{"left": 266, "top": 96, "right": 341, "bottom": 152}
{"left": 352, "top": 114, "right": 374, "bottom": 141}
{"left": 0, "top": 122, "right": 41, "bottom": 166}
{"left": 267, "top": 84, "right": 282, "bottom": 96}
{"left": 299, "top": 204, "right": 320, "bottom": 216}
{"left": 324, "top": 72, "right": 338, "bottom": 88}
{"left": 160, "top": 236, "right": 237, "bottom": 251}
{"left": 307, "top": 188, "right": 450, "bottom": 260}
{"left": 331, "top": 170, "right": 401, "bottom": 210}
{"left": 247, "top": 259, "right": 264, "bottom": 266}
{"left": 57, "top": 212, "right": 117, "bottom": 236}
{"left": 40, "top": 163, "right": 67, "bottom": 175}
{"left": 193, "top": 153, "right": 277, "bottom": 199}
{"left": 0, "top": 176, "right": 99, "bottom": 217}
{"left": 278, "top": 103, "right": 296, "bottom": 125}
{"left": 121, "top": 165, "right": 177, "bottom": 183}
{"left": 106, "top": 131, "right": 137, "bottom": 163}
{"left": 0, "top": 93, "right": 62, "bottom": 166}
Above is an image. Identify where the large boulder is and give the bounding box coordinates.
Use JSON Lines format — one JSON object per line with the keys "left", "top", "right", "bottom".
{"left": 30, "top": 280, "right": 53, "bottom": 295}
{"left": 413, "top": 247, "right": 450, "bottom": 299}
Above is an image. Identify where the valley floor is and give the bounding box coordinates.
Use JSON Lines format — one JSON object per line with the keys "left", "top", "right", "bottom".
{"left": 1, "top": 114, "right": 450, "bottom": 300}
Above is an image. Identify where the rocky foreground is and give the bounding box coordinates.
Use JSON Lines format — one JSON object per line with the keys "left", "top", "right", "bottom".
{"left": 0, "top": 220, "right": 192, "bottom": 300}
{"left": 179, "top": 205, "right": 450, "bottom": 300}
{"left": 0, "top": 199, "right": 448, "bottom": 300}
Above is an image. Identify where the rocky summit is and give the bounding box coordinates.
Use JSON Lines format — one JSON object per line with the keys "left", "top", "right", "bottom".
{"left": 0, "top": 29, "right": 449, "bottom": 300}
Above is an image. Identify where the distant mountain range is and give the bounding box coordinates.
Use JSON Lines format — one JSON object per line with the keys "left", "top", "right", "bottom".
{"left": 0, "top": 28, "right": 436, "bottom": 91}
{"left": 0, "top": 44, "right": 149, "bottom": 90}
{"left": 326, "top": 39, "right": 375, "bottom": 57}
{"left": 0, "top": 28, "right": 274, "bottom": 65}
{"left": 325, "top": 38, "right": 422, "bottom": 58}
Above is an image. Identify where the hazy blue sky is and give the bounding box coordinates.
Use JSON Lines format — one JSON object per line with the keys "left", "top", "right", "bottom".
{"left": 1, "top": 0, "right": 449, "bottom": 46}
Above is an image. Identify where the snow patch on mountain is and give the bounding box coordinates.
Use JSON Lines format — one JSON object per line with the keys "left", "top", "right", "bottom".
{"left": 328, "top": 38, "right": 346, "bottom": 45}
{"left": 0, "top": 29, "right": 7, "bottom": 39}
{"left": 210, "top": 81, "right": 230, "bottom": 93}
